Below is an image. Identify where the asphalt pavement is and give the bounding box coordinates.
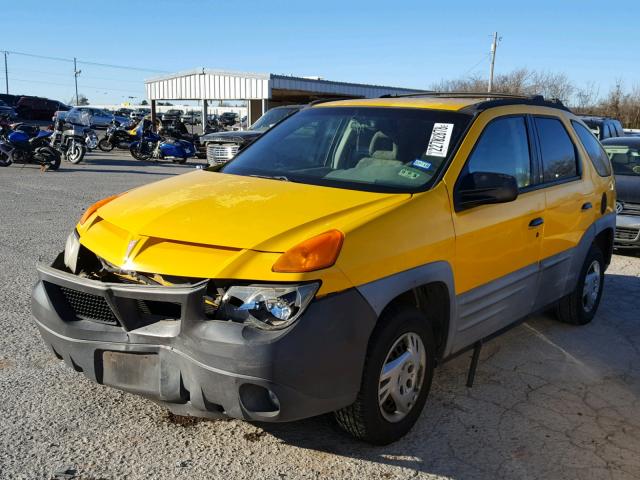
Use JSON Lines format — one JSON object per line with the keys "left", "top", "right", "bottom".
{"left": 0, "top": 151, "right": 639, "bottom": 479}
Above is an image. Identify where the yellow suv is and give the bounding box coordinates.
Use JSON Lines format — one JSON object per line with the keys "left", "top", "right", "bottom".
{"left": 32, "top": 93, "right": 616, "bottom": 444}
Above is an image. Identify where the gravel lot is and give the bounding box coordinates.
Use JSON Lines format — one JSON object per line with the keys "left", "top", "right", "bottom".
{"left": 1, "top": 152, "right": 639, "bottom": 480}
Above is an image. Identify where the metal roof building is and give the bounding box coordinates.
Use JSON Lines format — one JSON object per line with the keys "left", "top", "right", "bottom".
{"left": 145, "top": 69, "right": 423, "bottom": 132}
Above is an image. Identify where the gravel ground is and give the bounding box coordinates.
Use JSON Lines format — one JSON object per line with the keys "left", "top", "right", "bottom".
{"left": 0, "top": 152, "right": 639, "bottom": 480}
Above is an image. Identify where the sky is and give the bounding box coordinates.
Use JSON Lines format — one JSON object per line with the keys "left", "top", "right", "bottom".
{"left": 1, "top": 0, "right": 637, "bottom": 105}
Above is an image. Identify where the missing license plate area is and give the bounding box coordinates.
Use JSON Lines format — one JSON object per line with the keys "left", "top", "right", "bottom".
{"left": 101, "top": 352, "right": 159, "bottom": 396}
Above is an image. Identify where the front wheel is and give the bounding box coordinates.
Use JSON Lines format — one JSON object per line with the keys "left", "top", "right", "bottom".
{"left": 555, "top": 244, "right": 605, "bottom": 325}
{"left": 66, "top": 143, "right": 86, "bottom": 164}
{"left": 334, "top": 305, "right": 435, "bottom": 445}
{"left": 0, "top": 151, "right": 11, "bottom": 167}
{"left": 98, "top": 138, "right": 114, "bottom": 152}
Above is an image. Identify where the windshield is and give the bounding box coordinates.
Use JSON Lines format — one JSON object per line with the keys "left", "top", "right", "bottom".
{"left": 250, "top": 107, "right": 299, "bottom": 132}
{"left": 604, "top": 145, "right": 640, "bottom": 175}
{"left": 220, "top": 107, "right": 471, "bottom": 192}
{"left": 65, "top": 108, "right": 92, "bottom": 126}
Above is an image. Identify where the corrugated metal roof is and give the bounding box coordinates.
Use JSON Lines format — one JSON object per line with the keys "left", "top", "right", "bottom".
{"left": 145, "top": 69, "right": 422, "bottom": 100}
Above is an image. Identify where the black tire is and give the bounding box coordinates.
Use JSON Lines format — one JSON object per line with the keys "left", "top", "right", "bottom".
{"left": 129, "top": 143, "right": 151, "bottom": 161}
{"left": 0, "top": 151, "right": 10, "bottom": 167}
{"left": 555, "top": 244, "right": 605, "bottom": 325}
{"left": 334, "top": 305, "right": 435, "bottom": 445}
{"left": 66, "top": 144, "right": 86, "bottom": 164}
{"left": 173, "top": 157, "right": 188, "bottom": 164}
{"left": 98, "top": 138, "right": 114, "bottom": 152}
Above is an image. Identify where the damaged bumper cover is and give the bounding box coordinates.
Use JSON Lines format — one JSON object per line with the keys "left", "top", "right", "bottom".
{"left": 31, "top": 259, "right": 377, "bottom": 422}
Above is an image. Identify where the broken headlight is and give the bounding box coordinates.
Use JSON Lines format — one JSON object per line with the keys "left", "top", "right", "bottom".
{"left": 217, "top": 283, "right": 319, "bottom": 330}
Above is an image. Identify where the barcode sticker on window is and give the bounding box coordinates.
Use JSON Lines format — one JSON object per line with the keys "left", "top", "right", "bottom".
{"left": 426, "top": 123, "right": 454, "bottom": 158}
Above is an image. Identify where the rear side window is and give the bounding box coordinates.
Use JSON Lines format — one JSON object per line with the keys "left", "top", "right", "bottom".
{"left": 572, "top": 121, "right": 612, "bottom": 176}
{"left": 466, "top": 116, "right": 532, "bottom": 189}
{"left": 535, "top": 117, "right": 578, "bottom": 182}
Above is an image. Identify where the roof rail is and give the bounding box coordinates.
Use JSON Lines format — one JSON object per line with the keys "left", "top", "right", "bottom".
{"left": 380, "top": 91, "right": 533, "bottom": 99}
{"left": 306, "top": 97, "right": 362, "bottom": 106}
{"left": 379, "top": 91, "right": 570, "bottom": 112}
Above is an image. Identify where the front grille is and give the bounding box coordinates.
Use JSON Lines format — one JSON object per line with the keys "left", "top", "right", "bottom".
{"left": 620, "top": 202, "right": 640, "bottom": 215}
{"left": 206, "top": 143, "right": 239, "bottom": 164}
{"left": 59, "top": 286, "right": 119, "bottom": 325}
{"left": 615, "top": 226, "right": 640, "bottom": 242}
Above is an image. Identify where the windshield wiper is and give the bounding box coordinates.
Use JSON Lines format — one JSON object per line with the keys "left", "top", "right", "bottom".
{"left": 249, "top": 174, "right": 290, "bottom": 182}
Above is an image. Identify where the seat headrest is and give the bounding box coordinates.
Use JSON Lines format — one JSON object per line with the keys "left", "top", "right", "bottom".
{"left": 369, "top": 131, "right": 398, "bottom": 160}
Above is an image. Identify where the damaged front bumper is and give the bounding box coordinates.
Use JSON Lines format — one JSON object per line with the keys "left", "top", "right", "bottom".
{"left": 31, "top": 256, "right": 377, "bottom": 422}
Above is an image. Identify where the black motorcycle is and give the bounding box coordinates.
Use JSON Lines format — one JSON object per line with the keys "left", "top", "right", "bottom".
{"left": 97, "top": 119, "right": 137, "bottom": 152}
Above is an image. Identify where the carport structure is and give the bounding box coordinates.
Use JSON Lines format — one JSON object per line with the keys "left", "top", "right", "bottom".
{"left": 144, "top": 69, "right": 423, "bottom": 132}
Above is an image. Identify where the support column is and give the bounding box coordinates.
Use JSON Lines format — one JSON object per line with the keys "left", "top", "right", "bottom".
{"left": 150, "top": 100, "right": 157, "bottom": 131}
{"left": 201, "top": 99, "right": 208, "bottom": 134}
{"left": 248, "top": 99, "right": 264, "bottom": 125}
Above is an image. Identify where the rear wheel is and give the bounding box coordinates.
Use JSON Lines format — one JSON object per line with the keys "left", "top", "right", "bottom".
{"left": 98, "top": 138, "right": 114, "bottom": 152}
{"left": 555, "top": 245, "right": 605, "bottom": 325}
{"left": 334, "top": 305, "right": 435, "bottom": 445}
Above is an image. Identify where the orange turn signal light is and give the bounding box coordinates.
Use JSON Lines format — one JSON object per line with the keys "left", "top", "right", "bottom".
{"left": 79, "top": 193, "right": 121, "bottom": 225}
{"left": 272, "top": 230, "right": 344, "bottom": 273}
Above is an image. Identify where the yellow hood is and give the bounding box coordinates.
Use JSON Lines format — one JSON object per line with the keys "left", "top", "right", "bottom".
{"left": 83, "top": 170, "right": 409, "bottom": 254}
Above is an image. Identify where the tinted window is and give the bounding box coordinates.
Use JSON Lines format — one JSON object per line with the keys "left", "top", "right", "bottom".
{"left": 466, "top": 116, "right": 531, "bottom": 188}
{"left": 572, "top": 121, "right": 612, "bottom": 176}
{"left": 535, "top": 117, "right": 578, "bottom": 182}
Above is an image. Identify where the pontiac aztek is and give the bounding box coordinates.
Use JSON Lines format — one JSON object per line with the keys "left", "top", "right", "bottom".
{"left": 32, "top": 93, "right": 616, "bottom": 444}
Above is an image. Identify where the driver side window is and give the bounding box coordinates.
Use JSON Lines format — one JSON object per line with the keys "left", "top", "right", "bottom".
{"left": 466, "top": 116, "right": 532, "bottom": 189}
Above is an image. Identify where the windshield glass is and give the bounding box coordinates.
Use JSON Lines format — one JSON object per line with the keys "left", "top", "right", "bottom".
{"left": 220, "top": 107, "right": 471, "bottom": 192}
{"left": 250, "top": 107, "right": 299, "bottom": 132}
{"left": 65, "top": 108, "right": 92, "bottom": 126}
{"left": 604, "top": 145, "right": 640, "bottom": 176}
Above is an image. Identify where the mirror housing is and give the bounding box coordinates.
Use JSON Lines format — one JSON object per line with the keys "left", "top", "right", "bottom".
{"left": 455, "top": 171, "right": 519, "bottom": 211}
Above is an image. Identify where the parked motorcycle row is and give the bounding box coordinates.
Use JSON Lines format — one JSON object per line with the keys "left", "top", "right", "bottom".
{"left": 0, "top": 109, "right": 199, "bottom": 171}
{"left": 97, "top": 119, "right": 199, "bottom": 163}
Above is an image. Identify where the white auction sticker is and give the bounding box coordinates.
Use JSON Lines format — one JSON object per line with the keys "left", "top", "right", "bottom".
{"left": 426, "top": 123, "right": 454, "bottom": 158}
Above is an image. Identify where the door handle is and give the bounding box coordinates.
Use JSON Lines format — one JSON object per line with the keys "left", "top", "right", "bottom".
{"left": 529, "top": 217, "right": 544, "bottom": 227}
{"left": 582, "top": 202, "right": 593, "bottom": 211}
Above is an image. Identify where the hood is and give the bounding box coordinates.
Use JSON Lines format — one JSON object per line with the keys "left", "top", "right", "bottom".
{"left": 91, "top": 171, "right": 409, "bottom": 253}
{"left": 200, "top": 130, "right": 261, "bottom": 144}
{"left": 615, "top": 174, "right": 640, "bottom": 204}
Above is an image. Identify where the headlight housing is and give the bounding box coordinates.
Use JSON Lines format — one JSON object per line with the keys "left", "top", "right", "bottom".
{"left": 217, "top": 283, "right": 319, "bottom": 330}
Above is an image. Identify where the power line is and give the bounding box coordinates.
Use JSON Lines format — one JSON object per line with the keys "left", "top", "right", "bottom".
{"left": 9, "top": 68, "right": 143, "bottom": 84}
{"left": 461, "top": 53, "right": 490, "bottom": 78}
{"left": 10, "top": 77, "right": 142, "bottom": 95}
{"left": 1, "top": 49, "right": 168, "bottom": 74}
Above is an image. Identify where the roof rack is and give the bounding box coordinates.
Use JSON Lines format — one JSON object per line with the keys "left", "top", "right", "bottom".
{"left": 379, "top": 91, "right": 570, "bottom": 112}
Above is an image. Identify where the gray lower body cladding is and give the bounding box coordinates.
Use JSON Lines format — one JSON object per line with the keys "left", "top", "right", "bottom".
{"left": 31, "top": 264, "right": 377, "bottom": 422}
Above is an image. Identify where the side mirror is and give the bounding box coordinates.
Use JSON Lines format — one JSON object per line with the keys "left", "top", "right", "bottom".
{"left": 455, "top": 171, "right": 519, "bottom": 211}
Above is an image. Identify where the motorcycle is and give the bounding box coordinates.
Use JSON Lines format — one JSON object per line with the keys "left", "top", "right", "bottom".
{"left": 129, "top": 129, "right": 196, "bottom": 163}
{"left": 50, "top": 109, "right": 93, "bottom": 164}
{"left": 97, "top": 119, "right": 137, "bottom": 152}
{"left": 0, "top": 117, "right": 61, "bottom": 170}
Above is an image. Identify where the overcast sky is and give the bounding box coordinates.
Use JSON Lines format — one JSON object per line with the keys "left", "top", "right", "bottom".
{"left": 2, "top": 0, "right": 637, "bottom": 105}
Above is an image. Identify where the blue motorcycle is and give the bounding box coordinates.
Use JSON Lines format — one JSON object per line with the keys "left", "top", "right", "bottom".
{"left": 129, "top": 126, "right": 196, "bottom": 164}
{"left": 0, "top": 119, "right": 61, "bottom": 170}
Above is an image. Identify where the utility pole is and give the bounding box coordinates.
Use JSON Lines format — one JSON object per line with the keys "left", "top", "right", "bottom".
{"left": 3, "top": 51, "right": 8, "bottom": 94}
{"left": 488, "top": 32, "right": 499, "bottom": 93}
{"left": 73, "top": 57, "right": 81, "bottom": 105}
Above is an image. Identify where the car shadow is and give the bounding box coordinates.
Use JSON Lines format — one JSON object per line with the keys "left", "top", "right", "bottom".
{"left": 253, "top": 271, "right": 640, "bottom": 478}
